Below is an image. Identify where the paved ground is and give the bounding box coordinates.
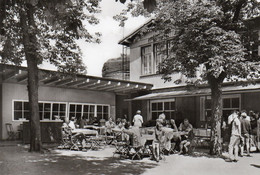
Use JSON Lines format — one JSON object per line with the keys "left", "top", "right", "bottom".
{"left": 0, "top": 141, "right": 260, "bottom": 175}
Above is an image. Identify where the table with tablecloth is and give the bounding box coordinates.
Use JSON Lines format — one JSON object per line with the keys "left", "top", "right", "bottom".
{"left": 71, "top": 129, "right": 98, "bottom": 136}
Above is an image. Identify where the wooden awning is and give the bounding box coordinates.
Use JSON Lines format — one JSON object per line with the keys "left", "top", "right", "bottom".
{"left": 0, "top": 64, "right": 153, "bottom": 94}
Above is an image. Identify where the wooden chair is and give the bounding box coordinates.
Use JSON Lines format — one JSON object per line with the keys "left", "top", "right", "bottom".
{"left": 5, "top": 123, "right": 17, "bottom": 140}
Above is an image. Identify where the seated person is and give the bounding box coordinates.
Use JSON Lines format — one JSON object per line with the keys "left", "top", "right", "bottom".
{"left": 105, "top": 117, "right": 115, "bottom": 136}
{"left": 122, "top": 123, "right": 142, "bottom": 147}
{"left": 179, "top": 118, "right": 193, "bottom": 133}
{"left": 68, "top": 117, "right": 76, "bottom": 130}
{"left": 169, "top": 119, "right": 178, "bottom": 131}
{"left": 158, "top": 112, "right": 166, "bottom": 126}
{"left": 62, "top": 117, "right": 72, "bottom": 136}
{"left": 169, "top": 119, "right": 179, "bottom": 152}
{"left": 178, "top": 118, "right": 194, "bottom": 154}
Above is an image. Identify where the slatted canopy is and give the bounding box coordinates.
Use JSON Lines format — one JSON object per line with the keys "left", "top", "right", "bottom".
{"left": 0, "top": 64, "right": 153, "bottom": 94}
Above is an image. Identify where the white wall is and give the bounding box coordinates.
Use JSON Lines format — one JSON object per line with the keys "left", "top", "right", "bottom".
{"left": 1, "top": 83, "right": 116, "bottom": 139}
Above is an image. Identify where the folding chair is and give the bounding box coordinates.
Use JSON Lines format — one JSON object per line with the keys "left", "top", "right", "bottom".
{"left": 70, "top": 133, "right": 84, "bottom": 151}
{"left": 5, "top": 123, "right": 17, "bottom": 140}
{"left": 113, "top": 140, "right": 130, "bottom": 158}
{"left": 128, "top": 135, "right": 144, "bottom": 160}
{"left": 89, "top": 136, "right": 106, "bottom": 150}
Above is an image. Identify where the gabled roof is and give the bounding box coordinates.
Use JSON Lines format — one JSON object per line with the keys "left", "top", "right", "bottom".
{"left": 0, "top": 64, "right": 153, "bottom": 94}
{"left": 118, "top": 19, "right": 154, "bottom": 47}
{"left": 119, "top": 16, "right": 260, "bottom": 46}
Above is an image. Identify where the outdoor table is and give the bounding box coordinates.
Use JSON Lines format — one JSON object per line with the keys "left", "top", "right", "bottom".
{"left": 84, "top": 125, "right": 106, "bottom": 135}
{"left": 72, "top": 129, "right": 98, "bottom": 136}
{"left": 141, "top": 134, "right": 155, "bottom": 146}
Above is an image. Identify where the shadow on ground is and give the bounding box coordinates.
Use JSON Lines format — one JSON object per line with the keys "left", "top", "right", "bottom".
{"left": 250, "top": 164, "right": 260, "bottom": 169}
{"left": 0, "top": 145, "right": 158, "bottom": 175}
{"left": 46, "top": 153, "right": 157, "bottom": 175}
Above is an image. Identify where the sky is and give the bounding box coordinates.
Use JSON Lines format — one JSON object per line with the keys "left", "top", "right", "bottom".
{"left": 77, "top": 1, "right": 147, "bottom": 76}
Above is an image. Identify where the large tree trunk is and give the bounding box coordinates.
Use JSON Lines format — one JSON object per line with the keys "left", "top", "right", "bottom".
{"left": 20, "top": 3, "right": 42, "bottom": 152}
{"left": 208, "top": 76, "right": 224, "bottom": 156}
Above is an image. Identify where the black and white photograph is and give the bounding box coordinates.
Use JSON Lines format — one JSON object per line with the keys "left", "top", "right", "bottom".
{"left": 0, "top": 0, "right": 260, "bottom": 175}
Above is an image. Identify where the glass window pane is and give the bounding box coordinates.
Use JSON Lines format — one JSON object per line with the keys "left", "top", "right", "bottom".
{"left": 152, "top": 103, "right": 157, "bottom": 111}
{"left": 231, "top": 98, "right": 239, "bottom": 108}
{"left": 158, "top": 102, "right": 163, "bottom": 110}
{"left": 97, "top": 113, "right": 102, "bottom": 121}
{"left": 205, "top": 99, "right": 211, "bottom": 109}
{"left": 103, "top": 114, "right": 108, "bottom": 120}
{"left": 164, "top": 102, "right": 170, "bottom": 110}
{"left": 39, "top": 112, "right": 43, "bottom": 120}
{"left": 170, "top": 112, "right": 175, "bottom": 119}
{"left": 83, "top": 113, "right": 89, "bottom": 120}
{"left": 24, "top": 112, "right": 30, "bottom": 120}
{"left": 60, "top": 104, "right": 66, "bottom": 112}
{"left": 44, "top": 103, "right": 51, "bottom": 111}
{"left": 14, "top": 102, "right": 23, "bottom": 110}
{"left": 60, "top": 112, "right": 66, "bottom": 118}
{"left": 103, "top": 106, "right": 108, "bottom": 113}
{"left": 97, "top": 106, "right": 102, "bottom": 113}
{"left": 76, "top": 113, "right": 81, "bottom": 119}
{"left": 52, "top": 112, "right": 58, "bottom": 118}
{"left": 76, "top": 105, "right": 82, "bottom": 112}
{"left": 89, "top": 113, "right": 94, "bottom": 118}
{"left": 53, "top": 103, "right": 59, "bottom": 111}
{"left": 39, "top": 103, "right": 43, "bottom": 111}
{"left": 223, "top": 99, "right": 231, "bottom": 108}
{"left": 44, "top": 112, "right": 50, "bottom": 119}
{"left": 24, "top": 102, "right": 29, "bottom": 111}
{"left": 90, "top": 105, "right": 95, "bottom": 112}
{"left": 69, "top": 113, "right": 75, "bottom": 119}
{"left": 165, "top": 112, "right": 170, "bottom": 120}
{"left": 14, "top": 111, "right": 22, "bottom": 120}
{"left": 170, "top": 102, "right": 175, "bottom": 110}
{"left": 152, "top": 112, "right": 158, "bottom": 120}
{"left": 70, "top": 104, "right": 75, "bottom": 112}
{"left": 83, "top": 105, "right": 89, "bottom": 112}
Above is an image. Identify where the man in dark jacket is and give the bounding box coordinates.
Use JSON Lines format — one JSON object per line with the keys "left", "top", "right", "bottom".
{"left": 240, "top": 112, "right": 252, "bottom": 157}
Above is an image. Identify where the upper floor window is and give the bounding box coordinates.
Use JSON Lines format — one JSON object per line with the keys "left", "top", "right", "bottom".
{"left": 141, "top": 46, "right": 152, "bottom": 75}
{"left": 141, "top": 41, "right": 174, "bottom": 76}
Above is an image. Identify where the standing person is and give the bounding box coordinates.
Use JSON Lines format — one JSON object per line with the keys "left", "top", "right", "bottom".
{"left": 240, "top": 112, "right": 252, "bottom": 157}
{"left": 226, "top": 111, "right": 241, "bottom": 162}
{"left": 256, "top": 112, "right": 260, "bottom": 152}
{"left": 133, "top": 110, "right": 143, "bottom": 128}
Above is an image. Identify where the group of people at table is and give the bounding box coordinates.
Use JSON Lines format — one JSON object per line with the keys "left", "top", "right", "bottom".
{"left": 61, "top": 110, "right": 194, "bottom": 159}
{"left": 106, "top": 110, "right": 195, "bottom": 157}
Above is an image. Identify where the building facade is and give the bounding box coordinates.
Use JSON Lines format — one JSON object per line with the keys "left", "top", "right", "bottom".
{"left": 119, "top": 18, "right": 260, "bottom": 128}
{"left": 0, "top": 64, "right": 152, "bottom": 140}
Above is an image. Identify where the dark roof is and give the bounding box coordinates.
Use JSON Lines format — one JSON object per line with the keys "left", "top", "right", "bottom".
{"left": 118, "top": 19, "right": 154, "bottom": 46}
{"left": 119, "top": 16, "right": 260, "bottom": 46}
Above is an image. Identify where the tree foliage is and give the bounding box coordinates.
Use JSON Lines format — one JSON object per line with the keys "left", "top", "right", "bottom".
{"left": 115, "top": 0, "right": 260, "bottom": 155}
{"left": 0, "top": 0, "right": 101, "bottom": 74}
{"left": 0, "top": 0, "right": 101, "bottom": 152}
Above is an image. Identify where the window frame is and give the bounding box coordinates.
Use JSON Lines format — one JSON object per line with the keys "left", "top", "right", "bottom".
{"left": 150, "top": 99, "right": 176, "bottom": 120}
{"left": 68, "top": 102, "right": 110, "bottom": 121}
{"left": 199, "top": 94, "right": 241, "bottom": 122}
{"left": 12, "top": 100, "right": 67, "bottom": 122}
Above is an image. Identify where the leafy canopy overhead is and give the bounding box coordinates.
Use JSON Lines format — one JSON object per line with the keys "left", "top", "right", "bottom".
{"left": 0, "top": 0, "right": 101, "bottom": 74}
{"left": 115, "top": 0, "right": 260, "bottom": 84}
